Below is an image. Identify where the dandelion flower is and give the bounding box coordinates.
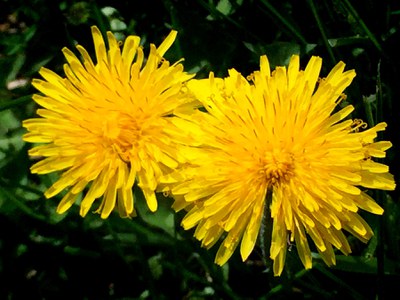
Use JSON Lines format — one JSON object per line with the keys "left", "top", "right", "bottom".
{"left": 164, "top": 55, "right": 396, "bottom": 276}
{"left": 23, "top": 26, "right": 195, "bottom": 218}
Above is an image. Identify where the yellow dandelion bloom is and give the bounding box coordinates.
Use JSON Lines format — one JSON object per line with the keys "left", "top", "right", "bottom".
{"left": 23, "top": 26, "right": 195, "bottom": 219}
{"left": 163, "top": 55, "right": 396, "bottom": 276}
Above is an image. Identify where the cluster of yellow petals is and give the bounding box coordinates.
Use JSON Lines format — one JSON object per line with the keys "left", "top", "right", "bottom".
{"left": 23, "top": 26, "right": 195, "bottom": 218}
{"left": 162, "top": 55, "right": 395, "bottom": 276}
{"left": 23, "top": 26, "right": 396, "bottom": 276}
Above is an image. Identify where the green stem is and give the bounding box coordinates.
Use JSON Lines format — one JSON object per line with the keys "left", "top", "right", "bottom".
{"left": 363, "top": 95, "right": 375, "bottom": 127}
{"left": 196, "top": 0, "right": 263, "bottom": 42}
{"left": 376, "top": 60, "right": 383, "bottom": 124}
{"left": 307, "top": 0, "right": 336, "bottom": 64}
{"left": 0, "top": 188, "right": 48, "bottom": 222}
{"left": 0, "top": 95, "right": 33, "bottom": 112}
{"left": 163, "top": 0, "right": 183, "bottom": 58}
{"left": 339, "top": 0, "right": 383, "bottom": 54}
{"left": 259, "top": 0, "right": 308, "bottom": 45}
{"left": 375, "top": 60, "right": 385, "bottom": 300}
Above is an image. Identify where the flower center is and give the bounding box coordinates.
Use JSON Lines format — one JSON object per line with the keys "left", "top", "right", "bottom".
{"left": 260, "top": 149, "right": 294, "bottom": 186}
{"left": 101, "top": 112, "right": 142, "bottom": 161}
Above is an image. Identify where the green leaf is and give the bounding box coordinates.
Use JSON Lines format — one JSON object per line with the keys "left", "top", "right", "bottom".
{"left": 216, "top": 0, "right": 232, "bottom": 16}
{"left": 136, "top": 190, "right": 176, "bottom": 237}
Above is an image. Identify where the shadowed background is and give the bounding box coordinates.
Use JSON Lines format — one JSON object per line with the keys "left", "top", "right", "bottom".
{"left": 1, "top": 0, "right": 399, "bottom": 299}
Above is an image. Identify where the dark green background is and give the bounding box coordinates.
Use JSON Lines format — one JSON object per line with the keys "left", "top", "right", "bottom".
{"left": 1, "top": 0, "right": 399, "bottom": 299}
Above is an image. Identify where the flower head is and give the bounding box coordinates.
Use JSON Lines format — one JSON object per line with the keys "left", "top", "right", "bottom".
{"left": 163, "top": 55, "right": 396, "bottom": 276}
{"left": 23, "top": 26, "right": 195, "bottom": 218}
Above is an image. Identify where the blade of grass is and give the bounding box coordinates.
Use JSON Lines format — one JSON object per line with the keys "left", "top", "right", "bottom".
{"left": 0, "top": 95, "right": 32, "bottom": 112}
{"left": 106, "top": 219, "right": 158, "bottom": 297}
{"left": 163, "top": 0, "right": 183, "bottom": 58}
{"left": 163, "top": 259, "right": 241, "bottom": 299}
{"left": 265, "top": 268, "right": 309, "bottom": 298}
{"left": 0, "top": 177, "right": 44, "bottom": 197}
{"left": 307, "top": 0, "right": 336, "bottom": 64}
{"left": 196, "top": 0, "right": 263, "bottom": 42}
{"left": 363, "top": 95, "right": 375, "bottom": 127}
{"left": 339, "top": 0, "right": 384, "bottom": 54}
{"left": 259, "top": 0, "right": 307, "bottom": 45}
{"left": 375, "top": 60, "right": 385, "bottom": 300}
{"left": 314, "top": 264, "right": 365, "bottom": 299}
{"left": 0, "top": 188, "right": 48, "bottom": 222}
{"left": 376, "top": 60, "right": 383, "bottom": 124}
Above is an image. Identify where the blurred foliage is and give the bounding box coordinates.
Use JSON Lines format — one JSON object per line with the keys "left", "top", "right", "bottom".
{"left": 1, "top": 0, "right": 400, "bottom": 299}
